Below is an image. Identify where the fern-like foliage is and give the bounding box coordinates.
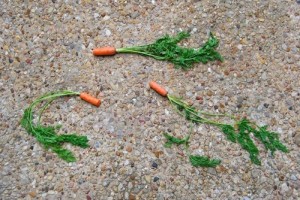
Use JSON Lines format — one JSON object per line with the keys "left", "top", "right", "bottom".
{"left": 189, "top": 155, "right": 221, "bottom": 168}
{"left": 117, "top": 32, "right": 223, "bottom": 69}
{"left": 163, "top": 132, "right": 190, "bottom": 148}
{"left": 20, "top": 90, "right": 89, "bottom": 162}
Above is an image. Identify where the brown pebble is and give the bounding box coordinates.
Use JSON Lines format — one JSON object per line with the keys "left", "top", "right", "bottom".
{"left": 101, "top": 165, "right": 106, "bottom": 171}
{"left": 206, "top": 90, "right": 213, "bottom": 96}
{"left": 116, "top": 151, "right": 123, "bottom": 156}
{"left": 293, "top": 131, "right": 300, "bottom": 147}
{"left": 279, "top": 175, "right": 285, "bottom": 181}
{"left": 130, "top": 175, "right": 136, "bottom": 180}
{"left": 224, "top": 70, "right": 230, "bottom": 76}
{"left": 129, "top": 193, "right": 136, "bottom": 200}
{"left": 196, "top": 96, "right": 203, "bottom": 101}
{"left": 126, "top": 145, "right": 133, "bottom": 152}
{"left": 29, "top": 191, "right": 36, "bottom": 198}
{"left": 153, "top": 150, "right": 163, "bottom": 158}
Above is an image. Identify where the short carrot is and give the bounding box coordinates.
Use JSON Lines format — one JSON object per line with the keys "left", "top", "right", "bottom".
{"left": 93, "top": 47, "right": 116, "bottom": 56}
{"left": 149, "top": 81, "right": 168, "bottom": 97}
{"left": 80, "top": 93, "right": 101, "bottom": 107}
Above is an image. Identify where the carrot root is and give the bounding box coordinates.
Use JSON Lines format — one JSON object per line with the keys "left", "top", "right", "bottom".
{"left": 80, "top": 93, "right": 101, "bottom": 107}
{"left": 149, "top": 81, "right": 168, "bottom": 97}
{"left": 93, "top": 47, "right": 116, "bottom": 56}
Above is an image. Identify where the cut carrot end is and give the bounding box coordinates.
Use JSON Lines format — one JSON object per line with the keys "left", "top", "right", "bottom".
{"left": 149, "top": 81, "right": 168, "bottom": 97}
{"left": 92, "top": 47, "right": 116, "bottom": 56}
{"left": 79, "top": 93, "right": 101, "bottom": 107}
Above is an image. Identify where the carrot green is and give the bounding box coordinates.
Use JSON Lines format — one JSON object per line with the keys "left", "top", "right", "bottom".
{"left": 166, "top": 95, "right": 289, "bottom": 165}
{"left": 21, "top": 90, "right": 89, "bottom": 162}
{"left": 116, "top": 32, "right": 223, "bottom": 69}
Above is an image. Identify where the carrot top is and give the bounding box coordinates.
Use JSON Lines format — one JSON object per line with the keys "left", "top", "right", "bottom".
{"left": 116, "top": 32, "right": 223, "bottom": 69}
{"left": 21, "top": 90, "right": 89, "bottom": 162}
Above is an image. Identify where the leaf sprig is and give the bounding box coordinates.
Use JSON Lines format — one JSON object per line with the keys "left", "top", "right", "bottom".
{"left": 116, "top": 32, "right": 223, "bottom": 69}
{"left": 167, "top": 95, "right": 289, "bottom": 165}
{"left": 21, "top": 90, "right": 89, "bottom": 162}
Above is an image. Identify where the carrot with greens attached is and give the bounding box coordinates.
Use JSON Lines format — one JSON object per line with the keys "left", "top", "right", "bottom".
{"left": 149, "top": 81, "right": 289, "bottom": 166}
{"left": 93, "top": 31, "right": 223, "bottom": 70}
{"left": 21, "top": 90, "right": 101, "bottom": 162}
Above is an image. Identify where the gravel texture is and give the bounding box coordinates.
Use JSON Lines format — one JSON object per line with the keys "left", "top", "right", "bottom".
{"left": 1, "top": 0, "right": 300, "bottom": 199}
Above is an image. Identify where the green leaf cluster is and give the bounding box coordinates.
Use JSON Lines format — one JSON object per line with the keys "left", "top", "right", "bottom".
{"left": 21, "top": 90, "right": 89, "bottom": 162}
{"left": 117, "top": 32, "right": 223, "bottom": 69}
{"left": 163, "top": 132, "right": 190, "bottom": 148}
{"left": 189, "top": 155, "right": 221, "bottom": 168}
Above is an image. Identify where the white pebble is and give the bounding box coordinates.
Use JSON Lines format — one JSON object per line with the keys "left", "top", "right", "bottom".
{"left": 105, "top": 29, "right": 111, "bottom": 36}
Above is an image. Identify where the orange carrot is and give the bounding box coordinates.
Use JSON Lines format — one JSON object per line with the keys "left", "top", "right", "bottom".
{"left": 149, "top": 81, "right": 168, "bottom": 97}
{"left": 80, "top": 93, "right": 101, "bottom": 107}
{"left": 93, "top": 47, "right": 116, "bottom": 56}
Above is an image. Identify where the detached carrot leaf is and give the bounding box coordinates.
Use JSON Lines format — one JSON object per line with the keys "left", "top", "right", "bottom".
{"left": 163, "top": 133, "right": 189, "bottom": 148}
{"left": 189, "top": 155, "right": 221, "bottom": 168}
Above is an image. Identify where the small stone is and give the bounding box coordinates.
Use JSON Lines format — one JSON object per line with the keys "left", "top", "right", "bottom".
{"left": 9, "top": 58, "right": 13, "bottom": 63}
{"left": 290, "top": 174, "right": 298, "bottom": 181}
{"left": 86, "top": 195, "right": 92, "bottom": 200}
{"left": 152, "top": 162, "right": 158, "bottom": 169}
{"left": 153, "top": 150, "right": 163, "bottom": 158}
{"left": 261, "top": 72, "right": 267, "bottom": 80}
{"left": 280, "top": 182, "right": 289, "bottom": 193}
{"left": 129, "top": 193, "right": 136, "bottom": 200}
{"left": 224, "top": 70, "right": 230, "bottom": 76}
{"left": 105, "top": 29, "right": 111, "bottom": 36}
{"left": 196, "top": 96, "right": 203, "bottom": 101}
{"left": 153, "top": 177, "right": 159, "bottom": 182}
{"left": 130, "top": 174, "right": 135, "bottom": 180}
{"left": 103, "top": 15, "right": 110, "bottom": 21}
{"left": 130, "top": 11, "right": 140, "bottom": 19}
{"left": 48, "top": 7, "right": 54, "bottom": 13}
{"left": 103, "top": 181, "right": 109, "bottom": 187}
{"left": 145, "top": 176, "right": 151, "bottom": 183}
{"left": 126, "top": 145, "right": 133, "bottom": 152}
{"left": 293, "top": 132, "right": 300, "bottom": 147}
{"left": 29, "top": 191, "right": 37, "bottom": 197}
{"left": 206, "top": 90, "right": 213, "bottom": 96}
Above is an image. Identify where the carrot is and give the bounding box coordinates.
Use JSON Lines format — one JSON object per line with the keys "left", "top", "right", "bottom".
{"left": 149, "top": 81, "right": 168, "bottom": 97}
{"left": 80, "top": 93, "right": 101, "bottom": 107}
{"left": 93, "top": 47, "right": 116, "bottom": 56}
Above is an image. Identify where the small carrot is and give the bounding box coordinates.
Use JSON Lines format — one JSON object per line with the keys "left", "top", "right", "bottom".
{"left": 149, "top": 81, "right": 168, "bottom": 97}
{"left": 93, "top": 47, "right": 116, "bottom": 56}
{"left": 80, "top": 93, "right": 101, "bottom": 107}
